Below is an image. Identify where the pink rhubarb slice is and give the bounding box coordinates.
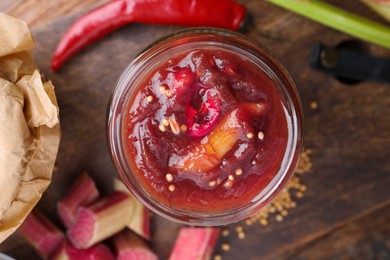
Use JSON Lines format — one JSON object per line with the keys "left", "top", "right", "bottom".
{"left": 51, "top": 240, "right": 114, "bottom": 260}
{"left": 114, "top": 178, "right": 151, "bottom": 240}
{"left": 67, "top": 191, "right": 133, "bottom": 249}
{"left": 169, "top": 227, "right": 220, "bottom": 260}
{"left": 18, "top": 209, "right": 64, "bottom": 259}
{"left": 57, "top": 172, "right": 99, "bottom": 228}
{"left": 113, "top": 229, "right": 157, "bottom": 260}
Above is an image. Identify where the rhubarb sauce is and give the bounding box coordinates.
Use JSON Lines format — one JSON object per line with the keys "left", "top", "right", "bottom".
{"left": 122, "top": 48, "right": 289, "bottom": 212}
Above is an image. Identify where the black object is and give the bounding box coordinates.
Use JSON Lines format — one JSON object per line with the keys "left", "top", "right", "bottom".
{"left": 311, "top": 43, "right": 390, "bottom": 84}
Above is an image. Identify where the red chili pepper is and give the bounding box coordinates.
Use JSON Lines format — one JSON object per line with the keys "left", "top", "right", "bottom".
{"left": 187, "top": 92, "right": 221, "bottom": 137}
{"left": 51, "top": 0, "right": 247, "bottom": 71}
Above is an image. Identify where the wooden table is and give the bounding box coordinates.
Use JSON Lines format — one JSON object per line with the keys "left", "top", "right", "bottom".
{"left": 1, "top": 1, "right": 390, "bottom": 259}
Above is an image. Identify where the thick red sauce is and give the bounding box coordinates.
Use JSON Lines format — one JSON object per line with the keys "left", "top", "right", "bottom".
{"left": 123, "top": 48, "right": 288, "bottom": 212}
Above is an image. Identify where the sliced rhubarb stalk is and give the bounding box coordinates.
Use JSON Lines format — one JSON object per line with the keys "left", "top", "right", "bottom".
{"left": 67, "top": 191, "right": 133, "bottom": 249}
{"left": 57, "top": 172, "right": 100, "bottom": 228}
{"left": 51, "top": 240, "right": 114, "bottom": 260}
{"left": 18, "top": 209, "right": 64, "bottom": 259}
{"left": 113, "top": 229, "right": 157, "bottom": 260}
{"left": 169, "top": 227, "right": 220, "bottom": 260}
{"left": 114, "top": 178, "right": 151, "bottom": 240}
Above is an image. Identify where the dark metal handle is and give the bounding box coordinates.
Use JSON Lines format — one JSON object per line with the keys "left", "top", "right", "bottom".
{"left": 310, "top": 43, "right": 390, "bottom": 84}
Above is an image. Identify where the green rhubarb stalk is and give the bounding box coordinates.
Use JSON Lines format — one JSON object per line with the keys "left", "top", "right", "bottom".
{"left": 266, "top": 0, "right": 390, "bottom": 49}
{"left": 361, "top": 0, "right": 390, "bottom": 23}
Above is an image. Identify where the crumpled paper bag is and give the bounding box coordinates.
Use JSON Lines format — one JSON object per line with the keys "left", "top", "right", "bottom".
{"left": 0, "top": 12, "right": 60, "bottom": 243}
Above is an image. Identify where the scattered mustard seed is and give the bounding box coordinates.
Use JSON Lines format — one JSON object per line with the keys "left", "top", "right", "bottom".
{"left": 258, "top": 131, "right": 265, "bottom": 140}
{"left": 243, "top": 148, "right": 312, "bottom": 228}
{"left": 146, "top": 95, "right": 153, "bottom": 103}
{"left": 235, "top": 168, "right": 243, "bottom": 176}
{"left": 246, "top": 132, "right": 254, "bottom": 139}
{"left": 221, "top": 243, "right": 231, "bottom": 251}
{"left": 214, "top": 254, "right": 222, "bottom": 260}
{"left": 228, "top": 175, "right": 235, "bottom": 181}
{"left": 180, "top": 124, "right": 187, "bottom": 132}
{"left": 259, "top": 218, "right": 268, "bottom": 226}
{"left": 310, "top": 101, "right": 318, "bottom": 110}
{"left": 168, "top": 184, "right": 176, "bottom": 192}
{"left": 245, "top": 219, "right": 253, "bottom": 226}
{"left": 209, "top": 180, "right": 217, "bottom": 187}
{"left": 221, "top": 228, "right": 230, "bottom": 237}
{"left": 162, "top": 119, "right": 169, "bottom": 127}
{"left": 238, "top": 232, "right": 246, "bottom": 239}
{"left": 159, "top": 124, "right": 167, "bottom": 132}
{"left": 224, "top": 180, "right": 234, "bottom": 189}
{"left": 235, "top": 226, "right": 243, "bottom": 233}
{"left": 159, "top": 86, "right": 166, "bottom": 93}
{"left": 165, "top": 173, "right": 173, "bottom": 182}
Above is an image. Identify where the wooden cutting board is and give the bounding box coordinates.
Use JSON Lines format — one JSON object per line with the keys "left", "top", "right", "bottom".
{"left": 2, "top": 1, "right": 390, "bottom": 259}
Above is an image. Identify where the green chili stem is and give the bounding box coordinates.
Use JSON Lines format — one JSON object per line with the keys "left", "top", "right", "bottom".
{"left": 267, "top": 0, "right": 390, "bottom": 49}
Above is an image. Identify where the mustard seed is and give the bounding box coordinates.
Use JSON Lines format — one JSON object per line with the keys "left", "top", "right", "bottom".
{"left": 235, "top": 226, "right": 243, "bottom": 232}
{"left": 180, "top": 124, "right": 187, "bottom": 132}
{"left": 221, "top": 228, "right": 230, "bottom": 237}
{"left": 221, "top": 243, "right": 231, "bottom": 251}
{"left": 165, "top": 173, "right": 173, "bottom": 182}
{"left": 162, "top": 119, "right": 169, "bottom": 126}
{"left": 238, "top": 232, "right": 246, "bottom": 239}
{"left": 258, "top": 131, "right": 265, "bottom": 140}
{"left": 168, "top": 184, "right": 176, "bottom": 192}
{"left": 246, "top": 132, "right": 254, "bottom": 139}
{"left": 260, "top": 218, "right": 268, "bottom": 226}
{"left": 209, "top": 180, "right": 217, "bottom": 187}
{"left": 159, "top": 124, "right": 167, "bottom": 132}
{"left": 310, "top": 101, "right": 318, "bottom": 110}
{"left": 214, "top": 254, "right": 222, "bottom": 260}
{"left": 146, "top": 95, "right": 153, "bottom": 103}
{"left": 275, "top": 214, "right": 283, "bottom": 222}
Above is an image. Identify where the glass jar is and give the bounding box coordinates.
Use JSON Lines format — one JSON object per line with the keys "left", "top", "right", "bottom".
{"left": 107, "top": 28, "right": 303, "bottom": 226}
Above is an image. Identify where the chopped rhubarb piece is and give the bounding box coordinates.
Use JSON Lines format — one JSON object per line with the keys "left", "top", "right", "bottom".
{"left": 169, "top": 67, "right": 195, "bottom": 95}
{"left": 51, "top": 240, "right": 114, "bottom": 260}
{"left": 171, "top": 107, "right": 253, "bottom": 173}
{"left": 169, "top": 227, "right": 220, "bottom": 260}
{"left": 18, "top": 209, "right": 64, "bottom": 259}
{"left": 114, "top": 178, "right": 151, "bottom": 240}
{"left": 67, "top": 191, "right": 133, "bottom": 249}
{"left": 240, "top": 102, "right": 266, "bottom": 116}
{"left": 57, "top": 172, "right": 99, "bottom": 228}
{"left": 113, "top": 229, "right": 157, "bottom": 260}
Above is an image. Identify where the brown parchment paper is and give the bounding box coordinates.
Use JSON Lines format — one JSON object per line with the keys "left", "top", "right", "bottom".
{"left": 0, "top": 12, "right": 60, "bottom": 243}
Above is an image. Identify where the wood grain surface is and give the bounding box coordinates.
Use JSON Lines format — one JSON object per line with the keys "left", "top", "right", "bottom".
{"left": 1, "top": 1, "right": 390, "bottom": 259}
